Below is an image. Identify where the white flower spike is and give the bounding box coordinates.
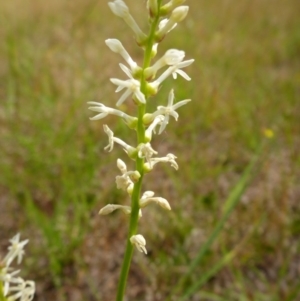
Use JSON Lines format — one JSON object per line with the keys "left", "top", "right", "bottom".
{"left": 144, "top": 89, "right": 191, "bottom": 134}
{"left": 130, "top": 234, "right": 147, "bottom": 254}
{"left": 140, "top": 191, "right": 171, "bottom": 210}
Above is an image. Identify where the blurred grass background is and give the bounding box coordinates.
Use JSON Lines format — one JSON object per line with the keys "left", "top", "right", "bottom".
{"left": 0, "top": 0, "right": 300, "bottom": 300}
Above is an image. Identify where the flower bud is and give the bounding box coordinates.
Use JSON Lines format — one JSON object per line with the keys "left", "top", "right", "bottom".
{"left": 108, "top": 0, "right": 129, "bottom": 18}
{"left": 160, "top": 0, "right": 186, "bottom": 16}
{"left": 170, "top": 6, "right": 189, "bottom": 22}
{"left": 128, "top": 171, "right": 141, "bottom": 183}
{"left": 147, "top": 0, "right": 158, "bottom": 16}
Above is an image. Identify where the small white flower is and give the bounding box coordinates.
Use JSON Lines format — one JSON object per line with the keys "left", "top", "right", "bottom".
{"left": 87, "top": 102, "right": 137, "bottom": 127}
{"left": 149, "top": 59, "right": 194, "bottom": 92}
{"left": 130, "top": 234, "right": 147, "bottom": 254}
{"left": 144, "top": 153, "right": 178, "bottom": 171}
{"left": 0, "top": 268, "right": 20, "bottom": 297}
{"left": 145, "top": 89, "right": 191, "bottom": 134}
{"left": 140, "top": 191, "right": 171, "bottom": 210}
{"left": 3, "top": 234, "right": 29, "bottom": 267}
{"left": 137, "top": 143, "right": 158, "bottom": 166}
{"left": 105, "top": 39, "right": 139, "bottom": 72}
{"left": 103, "top": 125, "right": 136, "bottom": 155}
{"left": 99, "top": 204, "right": 131, "bottom": 215}
{"left": 111, "top": 64, "right": 146, "bottom": 106}
{"left": 115, "top": 159, "right": 140, "bottom": 193}
{"left": 145, "top": 115, "right": 165, "bottom": 141}
{"left": 108, "top": 0, "right": 146, "bottom": 44}
{"left": 144, "top": 49, "right": 185, "bottom": 79}
{"left": 6, "top": 278, "right": 35, "bottom": 301}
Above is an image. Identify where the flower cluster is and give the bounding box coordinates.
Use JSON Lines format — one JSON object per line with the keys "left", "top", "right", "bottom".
{"left": 88, "top": 0, "right": 193, "bottom": 256}
{"left": 0, "top": 234, "right": 35, "bottom": 301}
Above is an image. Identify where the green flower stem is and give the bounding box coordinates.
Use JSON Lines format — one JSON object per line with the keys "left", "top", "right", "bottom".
{"left": 115, "top": 2, "right": 162, "bottom": 301}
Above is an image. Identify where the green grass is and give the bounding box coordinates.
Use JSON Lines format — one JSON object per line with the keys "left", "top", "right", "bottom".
{"left": 0, "top": 0, "right": 300, "bottom": 300}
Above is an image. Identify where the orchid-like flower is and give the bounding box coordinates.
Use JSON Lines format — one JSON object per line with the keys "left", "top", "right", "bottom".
{"left": 87, "top": 102, "right": 137, "bottom": 128}
{"left": 144, "top": 89, "right": 191, "bottom": 134}
{"left": 99, "top": 204, "right": 142, "bottom": 218}
{"left": 103, "top": 125, "right": 136, "bottom": 156}
{"left": 137, "top": 143, "right": 158, "bottom": 166}
{"left": 105, "top": 39, "right": 140, "bottom": 73}
{"left": 0, "top": 269, "right": 20, "bottom": 296}
{"left": 0, "top": 234, "right": 35, "bottom": 301}
{"left": 130, "top": 235, "right": 147, "bottom": 254}
{"left": 99, "top": 204, "right": 132, "bottom": 215}
{"left": 4, "top": 278, "right": 35, "bottom": 301}
{"left": 144, "top": 153, "right": 178, "bottom": 171}
{"left": 108, "top": 0, "right": 147, "bottom": 44}
{"left": 144, "top": 49, "right": 185, "bottom": 79}
{"left": 111, "top": 63, "right": 146, "bottom": 106}
{"left": 3, "top": 234, "right": 29, "bottom": 267}
{"left": 115, "top": 159, "right": 140, "bottom": 194}
{"left": 149, "top": 59, "right": 194, "bottom": 93}
{"left": 139, "top": 191, "right": 171, "bottom": 210}
{"left": 145, "top": 115, "right": 165, "bottom": 141}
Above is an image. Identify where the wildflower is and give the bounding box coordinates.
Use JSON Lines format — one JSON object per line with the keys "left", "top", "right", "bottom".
{"left": 0, "top": 234, "right": 35, "bottom": 301}
{"left": 155, "top": 6, "right": 189, "bottom": 41}
{"left": 110, "top": 63, "right": 146, "bottom": 106}
{"left": 144, "top": 49, "right": 185, "bottom": 79}
{"left": 0, "top": 269, "right": 20, "bottom": 296}
{"left": 130, "top": 235, "right": 147, "bottom": 254}
{"left": 108, "top": 0, "right": 147, "bottom": 44}
{"left": 87, "top": 102, "right": 137, "bottom": 128}
{"left": 99, "top": 204, "right": 132, "bottom": 215}
{"left": 145, "top": 115, "right": 165, "bottom": 141}
{"left": 137, "top": 143, "right": 158, "bottom": 166}
{"left": 140, "top": 191, "right": 171, "bottom": 210}
{"left": 115, "top": 159, "right": 140, "bottom": 194}
{"left": 144, "top": 89, "right": 191, "bottom": 134}
{"left": 103, "top": 125, "right": 136, "bottom": 156}
{"left": 144, "top": 153, "right": 178, "bottom": 172}
{"left": 3, "top": 234, "right": 29, "bottom": 267}
{"left": 149, "top": 59, "right": 194, "bottom": 93}
{"left": 5, "top": 278, "right": 35, "bottom": 301}
{"left": 105, "top": 39, "right": 140, "bottom": 73}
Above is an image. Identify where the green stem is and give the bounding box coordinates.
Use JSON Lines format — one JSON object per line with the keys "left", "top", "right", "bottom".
{"left": 115, "top": 2, "right": 162, "bottom": 301}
